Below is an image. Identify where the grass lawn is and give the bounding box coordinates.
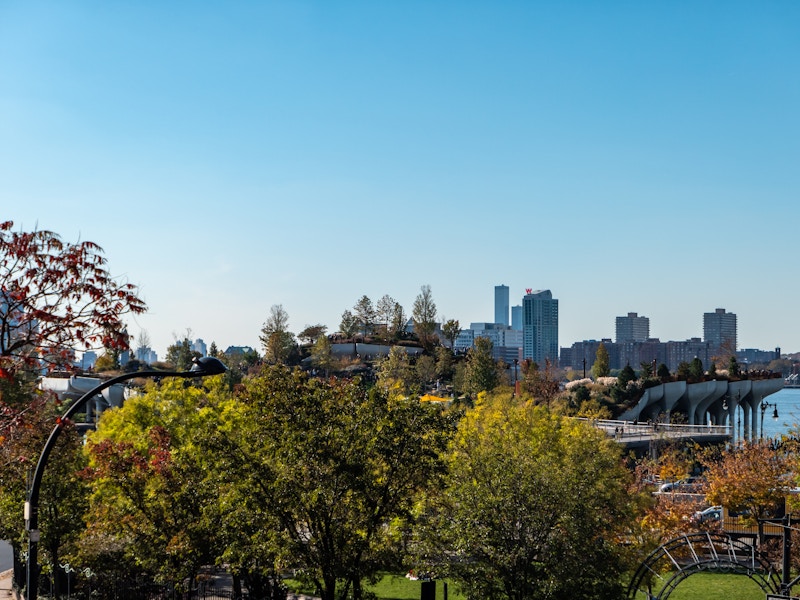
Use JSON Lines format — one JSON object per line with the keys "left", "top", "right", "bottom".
{"left": 284, "top": 573, "right": 466, "bottom": 600}
{"left": 365, "top": 574, "right": 466, "bottom": 600}
{"left": 642, "top": 572, "right": 769, "bottom": 600}
{"left": 287, "top": 571, "right": 769, "bottom": 599}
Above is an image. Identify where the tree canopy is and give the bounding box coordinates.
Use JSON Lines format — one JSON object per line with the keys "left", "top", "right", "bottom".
{"left": 0, "top": 221, "right": 146, "bottom": 375}
{"left": 412, "top": 285, "right": 438, "bottom": 350}
{"left": 591, "top": 342, "right": 610, "bottom": 379}
{"left": 204, "top": 366, "right": 452, "bottom": 600}
{"left": 259, "top": 305, "right": 297, "bottom": 365}
{"left": 463, "top": 336, "right": 501, "bottom": 399}
{"left": 421, "top": 393, "right": 633, "bottom": 600}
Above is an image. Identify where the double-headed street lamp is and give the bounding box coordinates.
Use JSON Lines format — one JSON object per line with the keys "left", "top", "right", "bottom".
{"left": 760, "top": 399, "right": 779, "bottom": 439}
{"left": 24, "top": 356, "right": 227, "bottom": 600}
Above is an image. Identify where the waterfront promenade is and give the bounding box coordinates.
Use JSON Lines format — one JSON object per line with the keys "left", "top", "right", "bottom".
{"left": 590, "top": 419, "right": 731, "bottom": 452}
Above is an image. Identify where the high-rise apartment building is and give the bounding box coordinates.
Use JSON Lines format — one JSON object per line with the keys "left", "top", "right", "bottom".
{"left": 191, "top": 338, "right": 208, "bottom": 357}
{"left": 522, "top": 289, "right": 558, "bottom": 364}
{"left": 511, "top": 305, "right": 522, "bottom": 331}
{"left": 703, "top": 308, "right": 737, "bottom": 353}
{"left": 615, "top": 312, "right": 650, "bottom": 343}
{"left": 494, "top": 284, "right": 510, "bottom": 327}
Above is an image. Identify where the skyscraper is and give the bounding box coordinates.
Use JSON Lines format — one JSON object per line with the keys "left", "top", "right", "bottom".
{"left": 522, "top": 289, "right": 558, "bottom": 364}
{"left": 511, "top": 305, "right": 522, "bottom": 331}
{"left": 494, "top": 284, "right": 509, "bottom": 327}
{"left": 615, "top": 312, "right": 650, "bottom": 343}
{"left": 703, "top": 308, "right": 737, "bottom": 353}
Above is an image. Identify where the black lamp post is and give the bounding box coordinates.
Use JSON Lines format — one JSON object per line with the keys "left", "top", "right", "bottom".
{"left": 513, "top": 358, "right": 519, "bottom": 395}
{"left": 760, "top": 400, "right": 779, "bottom": 439}
{"left": 24, "top": 356, "right": 227, "bottom": 600}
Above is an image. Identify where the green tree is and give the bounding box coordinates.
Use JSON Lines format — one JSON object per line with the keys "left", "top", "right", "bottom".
{"left": 422, "top": 394, "right": 633, "bottom": 600}
{"left": 618, "top": 364, "right": 637, "bottom": 388}
{"left": 689, "top": 357, "right": 704, "bottom": 381}
{"left": 415, "top": 355, "right": 437, "bottom": 390}
{"left": 376, "top": 346, "right": 417, "bottom": 397}
{"left": 441, "top": 318, "right": 461, "bottom": 350}
{"left": 434, "top": 346, "right": 455, "bottom": 381}
{"left": 708, "top": 360, "right": 718, "bottom": 378}
{"left": 165, "top": 337, "right": 200, "bottom": 370}
{"left": 339, "top": 309, "right": 359, "bottom": 339}
{"left": 259, "top": 305, "right": 296, "bottom": 365}
{"left": 389, "top": 301, "right": 407, "bottom": 340}
{"left": 728, "top": 355, "right": 742, "bottom": 378}
{"left": 208, "top": 367, "right": 451, "bottom": 600}
{"left": 353, "top": 295, "right": 376, "bottom": 337}
{"left": 376, "top": 294, "right": 402, "bottom": 342}
{"left": 412, "top": 285, "right": 438, "bottom": 350}
{"left": 676, "top": 361, "right": 691, "bottom": 381}
{"left": 93, "top": 351, "right": 120, "bottom": 372}
{"left": 591, "top": 342, "right": 610, "bottom": 379}
{"left": 639, "top": 361, "right": 653, "bottom": 379}
{"left": 298, "top": 324, "right": 328, "bottom": 347}
{"left": 463, "top": 337, "right": 500, "bottom": 398}
{"left": 657, "top": 363, "right": 671, "bottom": 381}
{"left": 310, "top": 334, "right": 335, "bottom": 375}
{"left": 80, "top": 376, "right": 230, "bottom": 586}
{"left": 0, "top": 394, "right": 89, "bottom": 597}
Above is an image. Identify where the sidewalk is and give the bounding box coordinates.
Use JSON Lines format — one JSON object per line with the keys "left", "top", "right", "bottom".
{"left": 0, "top": 569, "right": 18, "bottom": 598}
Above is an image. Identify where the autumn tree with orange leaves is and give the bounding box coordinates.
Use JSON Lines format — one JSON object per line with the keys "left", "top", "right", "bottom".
{"left": 0, "top": 221, "right": 146, "bottom": 377}
{"left": 701, "top": 441, "right": 793, "bottom": 526}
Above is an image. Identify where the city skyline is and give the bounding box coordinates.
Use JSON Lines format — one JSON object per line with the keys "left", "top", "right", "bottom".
{"left": 3, "top": 3, "right": 798, "bottom": 358}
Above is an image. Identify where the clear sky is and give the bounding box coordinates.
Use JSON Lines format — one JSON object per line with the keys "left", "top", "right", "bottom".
{"left": 2, "top": 2, "right": 799, "bottom": 359}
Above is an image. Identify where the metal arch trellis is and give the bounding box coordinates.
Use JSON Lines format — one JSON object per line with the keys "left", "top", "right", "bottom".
{"left": 626, "top": 532, "right": 782, "bottom": 599}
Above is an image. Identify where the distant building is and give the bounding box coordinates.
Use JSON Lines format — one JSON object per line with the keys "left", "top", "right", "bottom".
{"left": 522, "top": 290, "right": 558, "bottom": 365}
{"left": 494, "top": 285, "right": 510, "bottom": 328}
{"left": 78, "top": 351, "right": 97, "bottom": 370}
{"left": 454, "top": 322, "right": 523, "bottom": 364}
{"left": 738, "top": 348, "right": 781, "bottom": 366}
{"left": 511, "top": 305, "right": 522, "bottom": 331}
{"left": 561, "top": 339, "right": 616, "bottom": 373}
{"left": 615, "top": 312, "right": 650, "bottom": 343}
{"left": 703, "top": 308, "right": 737, "bottom": 354}
{"left": 618, "top": 339, "right": 664, "bottom": 371}
{"left": 224, "top": 345, "right": 256, "bottom": 356}
{"left": 666, "top": 338, "right": 711, "bottom": 370}
{"left": 191, "top": 338, "right": 208, "bottom": 357}
{"left": 135, "top": 346, "right": 158, "bottom": 364}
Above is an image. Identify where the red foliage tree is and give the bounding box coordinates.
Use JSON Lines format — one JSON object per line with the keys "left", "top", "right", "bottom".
{"left": 0, "top": 221, "right": 146, "bottom": 374}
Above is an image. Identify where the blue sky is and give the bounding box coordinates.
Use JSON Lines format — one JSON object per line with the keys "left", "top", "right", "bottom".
{"left": 2, "top": 2, "right": 799, "bottom": 358}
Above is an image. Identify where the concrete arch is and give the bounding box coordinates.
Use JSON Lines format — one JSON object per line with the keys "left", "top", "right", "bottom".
{"left": 620, "top": 378, "right": 784, "bottom": 441}
{"left": 626, "top": 532, "right": 780, "bottom": 599}
{"left": 685, "top": 380, "right": 726, "bottom": 425}
{"left": 694, "top": 380, "right": 728, "bottom": 426}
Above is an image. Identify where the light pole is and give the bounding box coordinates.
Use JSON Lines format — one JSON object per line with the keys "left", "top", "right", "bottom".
{"left": 513, "top": 358, "right": 519, "bottom": 396}
{"left": 24, "top": 356, "right": 227, "bottom": 600}
{"left": 760, "top": 400, "right": 779, "bottom": 439}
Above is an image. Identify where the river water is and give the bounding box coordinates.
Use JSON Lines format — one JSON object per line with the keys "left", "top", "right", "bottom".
{"left": 750, "top": 386, "right": 800, "bottom": 439}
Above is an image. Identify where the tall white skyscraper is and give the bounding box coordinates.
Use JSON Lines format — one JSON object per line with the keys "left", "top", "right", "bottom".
{"left": 494, "top": 284, "right": 510, "bottom": 327}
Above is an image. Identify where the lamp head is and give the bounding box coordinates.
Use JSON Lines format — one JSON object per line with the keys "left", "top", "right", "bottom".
{"left": 773, "top": 407, "right": 779, "bottom": 421}
{"left": 190, "top": 356, "right": 227, "bottom": 376}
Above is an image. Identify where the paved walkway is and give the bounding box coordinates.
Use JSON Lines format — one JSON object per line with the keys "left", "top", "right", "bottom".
{"left": 0, "top": 570, "right": 18, "bottom": 598}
